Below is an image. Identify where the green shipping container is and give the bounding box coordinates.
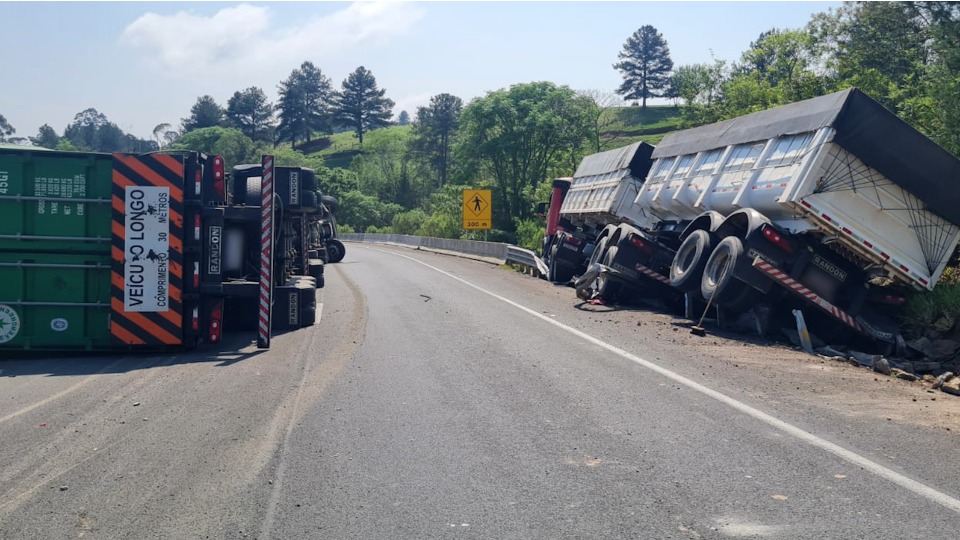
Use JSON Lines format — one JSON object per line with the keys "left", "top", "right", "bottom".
{"left": 0, "top": 147, "right": 189, "bottom": 352}
{"left": 0, "top": 148, "right": 114, "bottom": 350}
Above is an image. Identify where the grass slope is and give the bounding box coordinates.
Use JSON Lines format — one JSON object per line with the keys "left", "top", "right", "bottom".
{"left": 298, "top": 106, "right": 684, "bottom": 167}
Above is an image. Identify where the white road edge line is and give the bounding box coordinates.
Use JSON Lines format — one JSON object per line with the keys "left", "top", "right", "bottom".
{"left": 363, "top": 245, "right": 960, "bottom": 514}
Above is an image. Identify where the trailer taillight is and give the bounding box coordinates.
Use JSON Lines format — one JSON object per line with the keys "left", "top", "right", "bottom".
{"left": 194, "top": 215, "right": 201, "bottom": 241}
{"left": 209, "top": 299, "right": 224, "bottom": 343}
{"left": 869, "top": 294, "right": 907, "bottom": 306}
{"left": 564, "top": 236, "right": 582, "bottom": 247}
{"left": 193, "top": 261, "right": 200, "bottom": 288}
{"left": 761, "top": 225, "right": 792, "bottom": 253}
{"left": 628, "top": 233, "right": 653, "bottom": 254}
{"left": 192, "top": 307, "right": 199, "bottom": 331}
{"left": 195, "top": 169, "right": 202, "bottom": 197}
{"left": 211, "top": 156, "right": 226, "bottom": 201}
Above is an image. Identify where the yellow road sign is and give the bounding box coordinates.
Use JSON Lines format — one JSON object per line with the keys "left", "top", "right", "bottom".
{"left": 462, "top": 189, "right": 492, "bottom": 230}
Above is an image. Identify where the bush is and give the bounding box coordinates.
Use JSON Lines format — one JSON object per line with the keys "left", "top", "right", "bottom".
{"left": 392, "top": 209, "right": 427, "bottom": 235}
{"left": 902, "top": 283, "right": 960, "bottom": 338}
{"left": 418, "top": 213, "right": 461, "bottom": 239}
{"left": 514, "top": 218, "right": 545, "bottom": 252}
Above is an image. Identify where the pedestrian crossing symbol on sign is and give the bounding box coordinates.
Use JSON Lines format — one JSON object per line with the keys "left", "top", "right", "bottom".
{"left": 462, "top": 189, "right": 492, "bottom": 230}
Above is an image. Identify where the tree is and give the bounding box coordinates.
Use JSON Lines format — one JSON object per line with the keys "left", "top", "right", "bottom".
{"left": 411, "top": 93, "right": 463, "bottom": 188}
{"left": 226, "top": 87, "right": 275, "bottom": 143}
{"left": 808, "top": 2, "right": 927, "bottom": 109}
{"left": 0, "top": 114, "right": 15, "bottom": 143}
{"left": 457, "top": 82, "right": 594, "bottom": 228}
{"left": 397, "top": 110, "right": 410, "bottom": 126}
{"left": 171, "top": 127, "right": 260, "bottom": 170}
{"left": 31, "top": 124, "right": 60, "bottom": 149}
{"left": 733, "top": 29, "right": 823, "bottom": 106}
{"left": 181, "top": 95, "right": 226, "bottom": 133}
{"left": 614, "top": 25, "right": 674, "bottom": 108}
{"left": 577, "top": 90, "right": 624, "bottom": 153}
{"left": 276, "top": 61, "right": 335, "bottom": 146}
{"left": 336, "top": 66, "right": 395, "bottom": 145}
{"left": 63, "top": 108, "right": 132, "bottom": 152}
{"left": 152, "top": 123, "right": 172, "bottom": 149}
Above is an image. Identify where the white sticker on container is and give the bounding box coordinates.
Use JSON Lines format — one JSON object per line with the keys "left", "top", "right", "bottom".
{"left": 51, "top": 318, "right": 69, "bottom": 332}
{"left": 0, "top": 304, "right": 21, "bottom": 343}
{"left": 124, "top": 186, "right": 170, "bottom": 312}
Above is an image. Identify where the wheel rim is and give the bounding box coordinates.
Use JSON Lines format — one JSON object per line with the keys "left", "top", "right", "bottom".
{"left": 676, "top": 241, "right": 696, "bottom": 275}
{"left": 706, "top": 250, "right": 731, "bottom": 288}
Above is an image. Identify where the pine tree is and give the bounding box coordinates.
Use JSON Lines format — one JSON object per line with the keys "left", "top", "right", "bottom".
{"left": 411, "top": 93, "right": 463, "bottom": 186}
{"left": 226, "top": 87, "right": 275, "bottom": 143}
{"left": 614, "top": 25, "right": 674, "bottom": 108}
{"left": 276, "top": 61, "right": 334, "bottom": 146}
{"left": 336, "top": 66, "right": 395, "bottom": 145}
{"left": 182, "top": 96, "right": 226, "bottom": 132}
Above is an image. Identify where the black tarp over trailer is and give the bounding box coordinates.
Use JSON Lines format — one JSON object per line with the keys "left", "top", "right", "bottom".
{"left": 651, "top": 88, "right": 960, "bottom": 227}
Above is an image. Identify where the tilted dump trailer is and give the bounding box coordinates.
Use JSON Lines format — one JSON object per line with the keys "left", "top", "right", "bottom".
{"left": 0, "top": 147, "right": 320, "bottom": 352}
{"left": 539, "top": 141, "right": 654, "bottom": 282}
{"left": 561, "top": 88, "right": 960, "bottom": 344}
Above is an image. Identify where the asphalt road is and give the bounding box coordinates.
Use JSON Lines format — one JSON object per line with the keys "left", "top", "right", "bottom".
{"left": 2, "top": 243, "right": 960, "bottom": 539}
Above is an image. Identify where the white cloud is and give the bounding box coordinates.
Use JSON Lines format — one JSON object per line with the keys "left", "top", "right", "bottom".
{"left": 120, "top": 2, "right": 425, "bottom": 78}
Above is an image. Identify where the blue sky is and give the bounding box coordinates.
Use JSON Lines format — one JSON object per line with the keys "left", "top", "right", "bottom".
{"left": 0, "top": 1, "right": 841, "bottom": 140}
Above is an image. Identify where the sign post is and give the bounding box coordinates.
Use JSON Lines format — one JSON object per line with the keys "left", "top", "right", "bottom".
{"left": 462, "top": 189, "right": 492, "bottom": 231}
{"left": 258, "top": 155, "right": 275, "bottom": 349}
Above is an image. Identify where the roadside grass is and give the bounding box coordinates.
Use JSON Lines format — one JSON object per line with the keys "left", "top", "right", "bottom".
{"left": 903, "top": 280, "right": 960, "bottom": 338}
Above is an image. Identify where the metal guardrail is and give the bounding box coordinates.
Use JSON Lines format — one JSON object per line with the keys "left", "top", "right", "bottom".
{"left": 340, "top": 233, "right": 549, "bottom": 278}
{"left": 505, "top": 245, "right": 549, "bottom": 277}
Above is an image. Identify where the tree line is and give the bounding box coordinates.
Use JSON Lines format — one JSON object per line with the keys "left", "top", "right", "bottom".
{"left": 613, "top": 2, "right": 960, "bottom": 158}
{"left": 0, "top": 63, "right": 397, "bottom": 153}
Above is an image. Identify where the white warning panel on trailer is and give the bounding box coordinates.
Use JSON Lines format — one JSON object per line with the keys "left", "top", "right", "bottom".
{"left": 124, "top": 186, "right": 170, "bottom": 312}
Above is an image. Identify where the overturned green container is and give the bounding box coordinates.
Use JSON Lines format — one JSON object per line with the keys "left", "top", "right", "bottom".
{"left": 0, "top": 147, "right": 115, "bottom": 350}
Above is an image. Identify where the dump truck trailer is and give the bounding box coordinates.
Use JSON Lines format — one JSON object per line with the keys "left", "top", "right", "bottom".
{"left": 0, "top": 147, "right": 319, "bottom": 352}
{"left": 551, "top": 88, "right": 960, "bottom": 344}
{"left": 539, "top": 141, "right": 655, "bottom": 283}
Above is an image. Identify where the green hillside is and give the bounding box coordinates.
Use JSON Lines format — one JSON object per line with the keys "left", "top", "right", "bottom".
{"left": 297, "top": 107, "right": 682, "bottom": 168}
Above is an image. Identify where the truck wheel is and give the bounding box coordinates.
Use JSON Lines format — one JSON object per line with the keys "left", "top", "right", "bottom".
{"left": 718, "top": 285, "right": 758, "bottom": 313}
{"left": 301, "top": 170, "right": 318, "bottom": 191}
{"left": 245, "top": 177, "right": 262, "bottom": 206}
{"left": 701, "top": 236, "right": 743, "bottom": 302}
{"left": 308, "top": 259, "right": 325, "bottom": 281}
{"left": 321, "top": 195, "right": 340, "bottom": 213}
{"left": 587, "top": 236, "right": 609, "bottom": 269}
{"left": 296, "top": 190, "right": 318, "bottom": 212}
{"left": 327, "top": 239, "right": 346, "bottom": 263}
{"left": 596, "top": 246, "right": 622, "bottom": 301}
{"left": 670, "top": 230, "right": 712, "bottom": 293}
{"left": 548, "top": 245, "right": 574, "bottom": 283}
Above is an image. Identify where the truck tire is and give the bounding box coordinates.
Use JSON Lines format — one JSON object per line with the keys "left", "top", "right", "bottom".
{"left": 295, "top": 190, "right": 317, "bottom": 213}
{"left": 245, "top": 177, "right": 262, "bottom": 207}
{"left": 718, "top": 285, "right": 758, "bottom": 313}
{"left": 308, "top": 258, "right": 325, "bottom": 281}
{"left": 670, "top": 230, "right": 712, "bottom": 293}
{"left": 596, "top": 245, "right": 623, "bottom": 301}
{"left": 327, "top": 239, "right": 346, "bottom": 263}
{"left": 321, "top": 195, "right": 340, "bottom": 213}
{"left": 701, "top": 236, "right": 743, "bottom": 302}
{"left": 548, "top": 244, "right": 575, "bottom": 283}
{"left": 587, "top": 236, "right": 609, "bottom": 270}
{"left": 301, "top": 170, "right": 318, "bottom": 191}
